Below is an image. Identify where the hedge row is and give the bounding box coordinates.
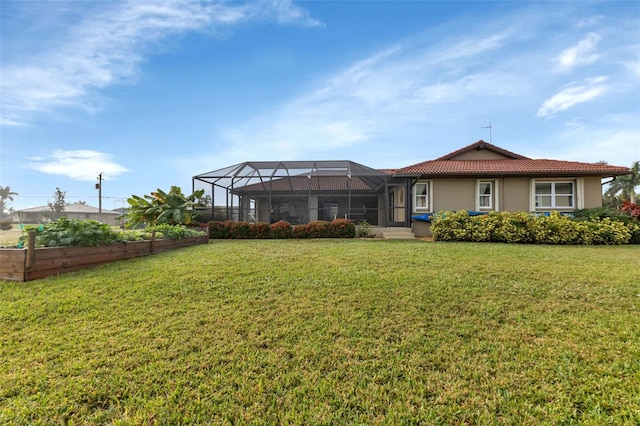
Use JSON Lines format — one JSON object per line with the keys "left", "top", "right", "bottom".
{"left": 431, "top": 210, "right": 640, "bottom": 245}
{"left": 207, "top": 219, "right": 356, "bottom": 239}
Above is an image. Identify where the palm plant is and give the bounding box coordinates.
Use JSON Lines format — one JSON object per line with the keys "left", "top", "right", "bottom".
{"left": 0, "top": 186, "right": 19, "bottom": 221}
{"left": 605, "top": 161, "right": 639, "bottom": 205}
{"left": 123, "top": 186, "right": 205, "bottom": 228}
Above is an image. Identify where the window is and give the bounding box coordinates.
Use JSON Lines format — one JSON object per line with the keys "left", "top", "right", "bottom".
{"left": 535, "top": 181, "right": 574, "bottom": 208}
{"left": 478, "top": 182, "right": 492, "bottom": 209}
{"left": 414, "top": 182, "right": 430, "bottom": 211}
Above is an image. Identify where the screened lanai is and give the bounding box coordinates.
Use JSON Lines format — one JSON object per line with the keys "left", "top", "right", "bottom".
{"left": 192, "top": 160, "right": 397, "bottom": 226}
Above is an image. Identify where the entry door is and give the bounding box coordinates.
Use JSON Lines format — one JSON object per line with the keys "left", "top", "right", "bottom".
{"left": 387, "top": 183, "right": 407, "bottom": 226}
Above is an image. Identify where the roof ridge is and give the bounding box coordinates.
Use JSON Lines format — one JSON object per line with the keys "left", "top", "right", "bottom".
{"left": 434, "top": 140, "right": 530, "bottom": 160}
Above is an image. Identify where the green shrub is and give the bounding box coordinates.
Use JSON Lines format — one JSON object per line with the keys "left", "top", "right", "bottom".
{"left": 528, "top": 212, "right": 582, "bottom": 244}
{"left": 0, "top": 221, "right": 12, "bottom": 230}
{"left": 356, "top": 220, "right": 373, "bottom": 238}
{"left": 270, "top": 220, "right": 293, "bottom": 239}
{"left": 208, "top": 221, "right": 231, "bottom": 239}
{"left": 573, "top": 206, "right": 639, "bottom": 244}
{"left": 292, "top": 225, "right": 308, "bottom": 238}
{"left": 149, "top": 224, "right": 204, "bottom": 240}
{"left": 329, "top": 219, "right": 356, "bottom": 238}
{"left": 306, "top": 220, "right": 331, "bottom": 238}
{"left": 431, "top": 211, "right": 636, "bottom": 245}
{"left": 229, "top": 221, "right": 251, "bottom": 239}
{"left": 573, "top": 207, "right": 626, "bottom": 221}
{"left": 431, "top": 211, "right": 472, "bottom": 241}
{"left": 249, "top": 222, "right": 271, "bottom": 239}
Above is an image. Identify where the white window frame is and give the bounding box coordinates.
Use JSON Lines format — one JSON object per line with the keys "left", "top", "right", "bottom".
{"left": 477, "top": 181, "right": 493, "bottom": 210}
{"left": 413, "top": 180, "right": 432, "bottom": 212}
{"left": 532, "top": 180, "right": 575, "bottom": 209}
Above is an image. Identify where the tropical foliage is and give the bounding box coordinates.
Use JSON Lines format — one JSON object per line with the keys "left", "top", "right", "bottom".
{"left": 604, "top": 161, "right": 639, "bottom": 206}
{"left": 0, "top": 185, "right": 18, "bottom": 221}
{"left": 123, "top": 186, "right": 205, "bottom": 228}
{"left": 18, "top": 218, "right": 124, "bottom": 248}
{"left": 16, "top": 218, "right": 205, "bottom": 248}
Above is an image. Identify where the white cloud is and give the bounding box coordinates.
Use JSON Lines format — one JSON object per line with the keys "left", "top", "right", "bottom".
{"left": 28, "top": 150, "right": 129, "bottom": 181}
{"left": 537, "top": 76, "right": 609, "bottom": 118}
{"left": 555, "top": 32, "right": 601, "bottom": 73}
{"left": 0, "top": 1, "right": 320, "bottom": 124}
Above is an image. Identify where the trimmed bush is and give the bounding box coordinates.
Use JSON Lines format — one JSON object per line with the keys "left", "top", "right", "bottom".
{"left": 0, "top": 221, "right": 12, "bottom": 230}
{"left": 356, "top": 220, "right": 373, "bottom": 238}
{"left": 292, "top": 225, "right": 308, "bottom": 238}
{"left": 430, "top": 211, "right": 472, "bottom": 241}
{"left": 207, "top": 221, "right": 231, "bottom": 239}
{"left": 329, "top": 218, "right": 356, "bottom": 238}
{"left": 431, "top": 210, "right": 638, "bottom": 245}
{"left": 229, "top": 221, "right": 251, "bottom": 239}
{"left": 306, "top": 220, "right": 331, "bottom": 238}
{"left": 250, "top": 222, "right": 271, "bottom": 239}
{"left": 270, "top": 220, "right": 293, "bottom": 239}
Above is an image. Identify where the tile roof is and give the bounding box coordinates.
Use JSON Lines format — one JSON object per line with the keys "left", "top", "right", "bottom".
{"left": 394, "top": 159, "right": 631, "bottom": 177}
{"left": 395, "top": 140, "right": 631, "bottom": 177}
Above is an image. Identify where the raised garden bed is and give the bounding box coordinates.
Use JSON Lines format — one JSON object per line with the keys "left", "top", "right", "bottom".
{"left": 0, "top": 232, "right": 209, "bottom": 282}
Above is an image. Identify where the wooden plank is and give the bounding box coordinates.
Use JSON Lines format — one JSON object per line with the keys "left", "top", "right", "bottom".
{"left": 7, "top": 235, "right": 209, "bottom": 282}
{"left": 33, "top": 244, "right": 125, "bottom": 260}
{"left": 26, "top": 231, "right": 35, "bottom": 268}
{"left": 124, "top": 241, "right": 152, "bottom": 258}
{"left": 0, "top": 249, "right": 26, "bottom": 281}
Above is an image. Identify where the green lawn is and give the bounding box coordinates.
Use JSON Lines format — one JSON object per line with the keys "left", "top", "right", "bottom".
{"left": 1, "top": 240, "right": 639, "bottom": 424}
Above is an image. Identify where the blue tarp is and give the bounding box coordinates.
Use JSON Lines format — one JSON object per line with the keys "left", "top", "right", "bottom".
{"left": 411, "top": 211, "right": 574, "bottom": 222}
{"left": 411, "top": 211, "right": 487, "bottom": 222}
{"left": 411, "top": 213, "right": 434, "bottom": 222}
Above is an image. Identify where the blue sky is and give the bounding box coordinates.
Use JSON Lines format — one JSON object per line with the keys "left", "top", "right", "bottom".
{"left": 1, "top": 0, "right": 639, "bottom": 211}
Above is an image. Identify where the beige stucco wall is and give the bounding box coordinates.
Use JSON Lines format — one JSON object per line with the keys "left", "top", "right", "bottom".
{"left": 583, "top": 177, "right": 603, "bottom": 209}
{"left": 431, "top": 178, "right": 476, "bottom": 212}
{"left": 450, "top": 150, "right": 508, "bottom": 160}
{"left": 500, "top": 178, "right": 531, "bottom": 212}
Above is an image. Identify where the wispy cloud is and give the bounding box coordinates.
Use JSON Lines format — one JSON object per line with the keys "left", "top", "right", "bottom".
{"left": 0, "top": 118, "right": 26, "bottom": 127}
{"left": 209, "top": 25, "right": 528, "bottom": 163}
{"left": 0, "top": 1, "right": 320, "bottom": 125}
{"left": 28, "top": 150, "right": 129, "bottom": 181}
{"left": 196, "top": 5, "right": 638, "bottom": 170}
{"left": 555, "top": 32, "right": 601, "bottom": 73}
{"left": 537, "top": 76, "right": 609, "bottom": 118}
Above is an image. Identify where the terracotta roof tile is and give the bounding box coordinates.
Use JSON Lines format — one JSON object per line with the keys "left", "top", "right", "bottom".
{"left": 395, "top": 159, "right": 631, "bottom": 177}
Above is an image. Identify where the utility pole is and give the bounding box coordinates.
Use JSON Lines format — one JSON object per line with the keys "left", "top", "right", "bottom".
{"left": 96, "top": 173, "right": 103, "bottom": 222}
{"left": 482, "top": 123, "right": 492, "bottom": 143}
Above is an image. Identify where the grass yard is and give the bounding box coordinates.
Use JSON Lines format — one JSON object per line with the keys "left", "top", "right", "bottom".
{"left": 1, "top": 239, "right": 639, "bottom": 424}
{"left": 0, "top": 226, "right": 25, "bottom": 247}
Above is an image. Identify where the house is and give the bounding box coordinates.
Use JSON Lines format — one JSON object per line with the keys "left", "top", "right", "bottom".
{"left": 193, "top": 141, "right": 631, "bottom": 237}
{"left": 12, "top": 202, "right": 120, "bottom": 226}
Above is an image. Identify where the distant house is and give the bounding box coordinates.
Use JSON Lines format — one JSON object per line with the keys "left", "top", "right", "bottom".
{"left": 193, "top": 140, "right": 631, "bottom": 237}
{"left": 12, "top": 202, "right": 120, "bottom": 226}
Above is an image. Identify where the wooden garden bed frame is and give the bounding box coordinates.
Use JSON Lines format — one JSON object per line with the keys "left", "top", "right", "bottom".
{"left": 0, "top": 231, "right": 209, "bottom": 282}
